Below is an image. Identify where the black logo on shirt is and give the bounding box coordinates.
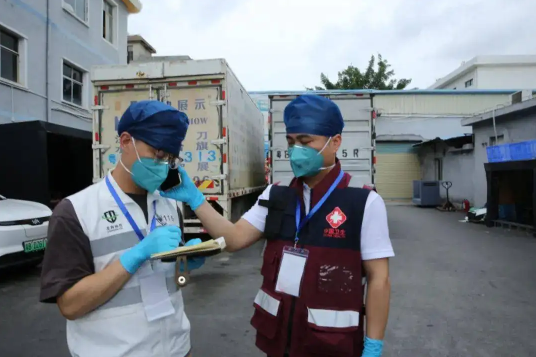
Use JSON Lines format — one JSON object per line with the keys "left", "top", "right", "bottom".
{"left": 103, "top": 210, "right": 119, "bottom": 223}
{"left": 155, "top": 214, "right": 175, "bottom": 226}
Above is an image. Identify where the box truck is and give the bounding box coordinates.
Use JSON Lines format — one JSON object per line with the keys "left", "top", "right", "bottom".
{"left": 268, "top": 92, "right": 376, "bottom": 188}
{"left": 91, "top": 58, "right": 266, "bottom": 234}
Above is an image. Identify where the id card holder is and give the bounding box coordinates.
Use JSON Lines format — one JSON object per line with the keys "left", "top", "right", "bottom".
{"left": 275, "top": 246, "right": 309, "bottom": 297}
{"left": 138, "top": 263, "right": 176, "bottom": 322}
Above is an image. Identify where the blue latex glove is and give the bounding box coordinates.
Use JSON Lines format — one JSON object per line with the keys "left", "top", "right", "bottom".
{"left": 120, "top": 226, "right": 182, "bottom": 274}
{"left": 179, "top": 238, "right": 206, "bottom": 272}
{"left": 159, "top": 166, "right": 206, "bottom": 211}
{"left": 361, "top": 337, "right": 384, "bottom": 357}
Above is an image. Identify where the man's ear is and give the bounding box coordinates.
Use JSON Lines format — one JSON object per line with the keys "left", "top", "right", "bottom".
{"left": 331, "top": 134, "right": 342, "bottom": 153}
{"left": 119, "top": 132, "right": 133, "bottom": 153}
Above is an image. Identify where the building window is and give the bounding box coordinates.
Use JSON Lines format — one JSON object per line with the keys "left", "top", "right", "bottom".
{"left": 465, "top": 78, "right": 473, "bottom": 88}
{"left": 63, "top": 0, "right": 88, "bottom": 22}
{"left": 127, "top": 45, "right": 133, "bottom": 63}
{"left": 63, "top": 62, "right": 84, "bottom": 106}
{"left": 103, "top": 1, "right": 115, "bottom": 44}
{"left": 0, "top": 28, "right": 19, "bottom": 83}
{"left": 490, "top": 134, "right": 504, "bottom": 146}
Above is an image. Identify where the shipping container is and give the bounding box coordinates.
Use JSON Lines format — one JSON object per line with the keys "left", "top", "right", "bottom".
{"left": 91, "top": 58, "right": 266, "bottom": 234}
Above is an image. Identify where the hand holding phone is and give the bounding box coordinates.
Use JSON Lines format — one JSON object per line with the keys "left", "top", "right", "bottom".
{"left": 159, "top": 166, "right": 206, "bottom": 210}
{"left": 160, "top": 167, "right": 182, "bottom": 192}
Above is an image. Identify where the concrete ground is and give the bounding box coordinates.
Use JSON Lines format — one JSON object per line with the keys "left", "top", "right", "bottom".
{"left": 1, "top": 205, "right": 536, "bottom": 356}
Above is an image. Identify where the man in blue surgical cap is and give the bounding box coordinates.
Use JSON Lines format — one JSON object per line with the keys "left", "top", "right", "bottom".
{"left": 161, "top": 95, "right": 395, "bottom": 357}
{"left": 40, "top": 101, "right": 203, "bottom": 357}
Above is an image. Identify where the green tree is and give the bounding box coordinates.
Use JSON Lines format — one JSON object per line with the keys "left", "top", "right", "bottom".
{"left": 308, "top": 54, "right": 412, "bottom": 90}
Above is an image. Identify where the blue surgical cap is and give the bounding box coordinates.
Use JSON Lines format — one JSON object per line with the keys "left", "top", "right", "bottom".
{"left": 118, "top": 100, "right": 189, "bottom": 156}
{"left": 284, "top": 95, "right": 344, "bottom": 136}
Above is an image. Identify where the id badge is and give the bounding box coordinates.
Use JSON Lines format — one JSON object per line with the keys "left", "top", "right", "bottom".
{"left": 139, "top": 267, "right": 176, "bottom": 322}
{"left": 275, "top": 246, "right": 309, "bottom": 297}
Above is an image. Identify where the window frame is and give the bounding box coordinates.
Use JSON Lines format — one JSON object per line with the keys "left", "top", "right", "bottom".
{"left": 465, "top": 78, "right": 473, "bottom": 88}
{"left": 61, "top": 59, "right": 88, "bottom": 109}
{"left": 62, "top": 0, "right": 89, "bottom": 26}
{"left": 127, "top": 44, "right": 134, "bottom": 63}
{"left": 434, "top": 158, "right": 443, "bottom": 181}
{"left": 0, "top": 22, "right": 27, "bottom": 88}
{"left": 102, "top": 0, "right": 118, "bottom": 47}
{"left": 489, "top": 134, "right": 505, "bottom": 146}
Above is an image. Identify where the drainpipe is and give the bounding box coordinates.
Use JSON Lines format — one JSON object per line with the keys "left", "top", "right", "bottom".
{"left": 45, "top": 0, "right": 51, "bottom": 122}
{"left": 492, "top": 108, "right": 498, "bottom": 144}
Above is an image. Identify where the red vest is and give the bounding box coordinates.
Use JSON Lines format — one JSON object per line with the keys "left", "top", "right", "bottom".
{"left": 250, "top": 163, "right": 370, "bottom": 357}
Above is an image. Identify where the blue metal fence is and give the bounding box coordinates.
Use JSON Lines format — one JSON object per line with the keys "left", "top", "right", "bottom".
{"left": 487, "top": 140, "right": 536, "bottom": 162}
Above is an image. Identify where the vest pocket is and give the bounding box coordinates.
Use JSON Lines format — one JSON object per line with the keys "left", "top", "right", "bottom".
{"left": 260, "top": 248, "right": 280, "bottom": 282}
{"left": 317, "top": 264, "right": 360, "bottom": 294}
{"left": 250, "top": 288, "right": 282, "bottom": 339}
{"left": 304, "top": 307, "right": 360, "bottom": 356}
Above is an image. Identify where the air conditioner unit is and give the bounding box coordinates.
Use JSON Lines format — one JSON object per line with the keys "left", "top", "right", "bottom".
{"left": 510, "top": 90, "right": 533, "bottom": 105}
{"left": 412, "top": 180, "right": 441, "bottom": 207}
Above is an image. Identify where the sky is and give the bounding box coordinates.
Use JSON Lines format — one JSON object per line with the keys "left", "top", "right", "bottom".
{"left": 128, "top": 0, "right": 536, "bottom": 91}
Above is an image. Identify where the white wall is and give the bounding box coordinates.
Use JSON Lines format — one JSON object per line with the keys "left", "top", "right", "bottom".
{"left": 418, "top": 143, "right": 475, "bottom": 205}
{"left": 477, "top": 66, "right": 536, "bottom": 89}
{"left": 0, "top": 0, "right": 130, "bottom": 130}
{"left": 131, "top": 42, "right": 153, "bottom": 61}
{"left": 436, "top": 65, "right": 536, "bottom": 90}
{"left": 439, "top": 70, "right": 477, "bottom": 90}
{"left": 376, "top": 115, "right": 471, "bottom": 140}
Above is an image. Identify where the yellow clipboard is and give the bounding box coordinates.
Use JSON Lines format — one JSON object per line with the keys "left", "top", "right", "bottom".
{"left": 150, "top": 237, "right": 226, "bottom": 262}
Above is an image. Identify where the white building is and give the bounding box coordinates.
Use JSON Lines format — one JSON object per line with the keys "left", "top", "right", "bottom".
{"left": 0, "top": 0, "right": 142, "bottom": 130}
{"left": 428, "top": 55, "right": 536, "bottom": 90}
{"left": 0, "top": 0, "right": 142, "bottom": 206}
{"left": 127, "top": 34, "right": 156, "bottom": 63}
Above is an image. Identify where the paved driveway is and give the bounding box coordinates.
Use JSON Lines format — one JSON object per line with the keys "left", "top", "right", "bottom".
{"left": 1, "top": 205, "right": 535, "bottom": 356}
{"left": 384, "top": 204, "right": 536, "bottom": 356}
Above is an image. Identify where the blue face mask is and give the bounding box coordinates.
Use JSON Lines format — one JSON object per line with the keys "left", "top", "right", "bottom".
{"left": 121, "top": 138, "right": 169, "bottom": 193}
{"left": 289, "top": 137, "right": 334, "bottom": 178}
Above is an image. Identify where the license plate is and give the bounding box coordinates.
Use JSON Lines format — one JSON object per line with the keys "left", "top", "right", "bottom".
{"left": 23, "top": 238, "right": 47, "bottom": 253}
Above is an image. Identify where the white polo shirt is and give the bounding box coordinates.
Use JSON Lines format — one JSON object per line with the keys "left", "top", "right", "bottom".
{"left": 243, "top": 184, "right": 395, "bottom": 261}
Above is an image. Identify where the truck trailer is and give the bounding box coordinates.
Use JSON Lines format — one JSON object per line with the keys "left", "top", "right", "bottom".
{"left": 267, "top": 91, "right": 376, "bottom": 188}
{"left": 91, "top": 58, "right": 266, "bottom": 234}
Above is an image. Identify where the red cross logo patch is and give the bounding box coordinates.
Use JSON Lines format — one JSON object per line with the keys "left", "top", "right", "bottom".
{"left": 326, "top": 207, "right": 347, "bottom": 229}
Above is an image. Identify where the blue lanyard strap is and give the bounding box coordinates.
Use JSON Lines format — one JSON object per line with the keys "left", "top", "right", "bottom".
{"left": 295, "top": 170, "right": 345, "bottom": 245}
{"left": 105, "top": 176, "right": 157, "bottom": 241}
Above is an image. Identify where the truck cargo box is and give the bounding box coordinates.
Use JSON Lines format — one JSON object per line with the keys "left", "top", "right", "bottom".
{"left": 91, "top": 58, "right": 266, "bottom": 233}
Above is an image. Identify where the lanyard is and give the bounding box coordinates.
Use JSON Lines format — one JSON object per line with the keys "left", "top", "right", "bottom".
{"left": 295, "top": 170, "right": 344, "bottom": 246}
{"left": 105, "top": 176, "right": 157, "bottom": 241}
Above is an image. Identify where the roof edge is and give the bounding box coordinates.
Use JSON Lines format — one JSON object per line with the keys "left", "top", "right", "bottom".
{"left": 121, "top": 0, "right": 142, "bottom": 14}
{"left": 461, "top": 97, "right": 536, "bottom": 126}
{"left": 428, "top": 55, "right": 536, "bottom": 89}
{"left": 247, "top": 89, "right": 536, "bottom": 96}
{"left": 127, "top": 34, "right": 156, "bottom": 53}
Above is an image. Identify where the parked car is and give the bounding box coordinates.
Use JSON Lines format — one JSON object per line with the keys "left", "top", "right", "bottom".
{"left": 0, "top": 194, "right": 52, "bottom": 268}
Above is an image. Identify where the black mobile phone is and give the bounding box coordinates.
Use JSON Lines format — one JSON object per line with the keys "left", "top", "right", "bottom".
{"left": 160, "top": 167, "right": 182, "bottom": 192}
